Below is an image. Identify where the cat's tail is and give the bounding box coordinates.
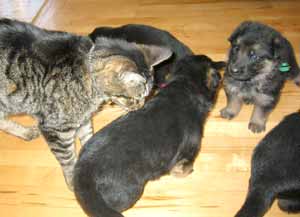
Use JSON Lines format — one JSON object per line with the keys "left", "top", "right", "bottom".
{"left": 73, "top": 162, "right": 124, "bottom": 217}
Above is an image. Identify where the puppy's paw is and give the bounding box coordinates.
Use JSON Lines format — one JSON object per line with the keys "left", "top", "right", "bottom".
{"left": 23, "top": 126, "right": 40, "bottom": 141}
{"left": 170, "top": 159, "right": 194, "bottom": 178}
{"left": 295, "top": 81, "right": 300, "bottom": 87}
{"left": 293, "top": 73, "right": 300, "bottom": 87}
{"left": 248, "top": 122, "right": 265, "bottom": 133}
{"left": 220, "top": 108, "right": 236, "bottom": 120}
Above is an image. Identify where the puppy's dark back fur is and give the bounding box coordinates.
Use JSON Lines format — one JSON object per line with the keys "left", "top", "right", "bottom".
{"left": 235, "top": 112, "right": 300, "bottom": 217}
{"left": 89, "top": 24, "right": 193, "bottom": 83}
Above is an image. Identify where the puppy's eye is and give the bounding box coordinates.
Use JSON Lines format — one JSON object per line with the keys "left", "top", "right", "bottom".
{"left": 249, "top": 50, "right": 260, "bottom": 61}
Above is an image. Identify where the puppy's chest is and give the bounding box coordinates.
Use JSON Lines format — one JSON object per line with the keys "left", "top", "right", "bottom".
{"left": 228, "top": 80, "right": 273, "bottom": 105}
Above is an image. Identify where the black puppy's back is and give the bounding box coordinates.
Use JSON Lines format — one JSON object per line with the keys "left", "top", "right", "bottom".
{"left": 89, "top": 24, "right": 193, "bottom": 83}
{"left": 235, "top": 112, "right": 300, "bottom": 217}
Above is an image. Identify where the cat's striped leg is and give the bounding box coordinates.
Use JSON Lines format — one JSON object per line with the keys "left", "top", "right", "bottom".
{"left": 76, "top": 120, "right": 94, "bottom": 145}
{"left": 40, "top": 126, "right": 77, "bottom": 191}
{"left": 0, "top": 118, "right": 40, "bottom": 140}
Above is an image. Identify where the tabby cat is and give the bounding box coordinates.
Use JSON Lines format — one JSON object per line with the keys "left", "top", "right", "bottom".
{"left": 0, "top": 19, "right": 171, "bottom": 190}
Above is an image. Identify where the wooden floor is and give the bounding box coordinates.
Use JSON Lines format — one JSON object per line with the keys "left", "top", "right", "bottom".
{"left": 1, "top": 0, "right": 300, "bottom": 217}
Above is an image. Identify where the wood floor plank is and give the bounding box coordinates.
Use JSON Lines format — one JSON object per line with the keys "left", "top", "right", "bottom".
{"left": 0, "top": 0, "right": 46, "bottom": 22}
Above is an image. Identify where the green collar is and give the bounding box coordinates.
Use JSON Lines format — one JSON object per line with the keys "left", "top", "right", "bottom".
{"left": 279, "top": 62, "right": 291, "bottom": 73}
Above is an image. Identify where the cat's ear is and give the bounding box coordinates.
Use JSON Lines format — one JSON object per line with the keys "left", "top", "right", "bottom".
{"left": 138, "top": 45, "right": 172, "bottom": 68}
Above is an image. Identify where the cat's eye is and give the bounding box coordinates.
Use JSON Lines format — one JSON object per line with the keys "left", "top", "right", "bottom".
{"left": 249, "top": 50, "right": 260, "bottom": 61}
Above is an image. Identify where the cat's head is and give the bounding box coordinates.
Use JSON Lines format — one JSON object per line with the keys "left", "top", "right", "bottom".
{"left": 87, "top": 37, "right": 172, "bottom": 110}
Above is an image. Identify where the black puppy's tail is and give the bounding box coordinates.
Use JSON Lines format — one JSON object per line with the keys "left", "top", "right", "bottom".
{"left": 235, "top": 187, "right": 275, "bottom": 217}
{"left": 74, "top": 163, "right": 124, "bottom": 217}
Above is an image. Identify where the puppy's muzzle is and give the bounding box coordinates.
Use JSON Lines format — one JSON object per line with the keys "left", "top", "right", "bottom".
{"left": 228, "top": 65, "right": 251, "bottom": 81}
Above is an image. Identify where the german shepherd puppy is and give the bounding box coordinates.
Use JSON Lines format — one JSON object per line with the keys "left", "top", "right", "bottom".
{"left": 235, "top": 112, "right": 300, "bottom": 217}
{"left": 220, "top": 21, "right": 300, "bottom": 133}
{"left": 89, "top": 24, "right": 193, "bottom": 84}
{"left": 73, "top": 55, "right": 225, "bottom": 217}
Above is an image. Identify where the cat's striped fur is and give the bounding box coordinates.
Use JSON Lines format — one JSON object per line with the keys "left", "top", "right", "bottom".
{"left": 0, "top": 19, "right": 172, "bottom": 190}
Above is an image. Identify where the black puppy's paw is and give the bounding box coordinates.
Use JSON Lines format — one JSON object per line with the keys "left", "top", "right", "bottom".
{"left": 220, "top": 108, "right": 236, "bottom": 120}
{"left": 293, "top": 73, "right": 300, "bottom": 87}
{"left": 295, "top": 80, "right": 300, "bottom": 87}
{"left": 248, "top": 122, "right": 265, "bottom": 133}
{"left": 170, "top": 159, "right": 194, "bottom": 178}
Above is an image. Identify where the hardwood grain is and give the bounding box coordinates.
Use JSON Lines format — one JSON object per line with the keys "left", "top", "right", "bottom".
{"left": 0, "top": 0, "right": 46, "bottom": 22}
{"left": 1, "top": 1, "right": 300, "bottom": 217}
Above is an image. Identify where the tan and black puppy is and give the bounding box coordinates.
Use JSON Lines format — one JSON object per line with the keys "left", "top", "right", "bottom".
{"left": 220, "top": 21, "right": 300, "bottom": 133}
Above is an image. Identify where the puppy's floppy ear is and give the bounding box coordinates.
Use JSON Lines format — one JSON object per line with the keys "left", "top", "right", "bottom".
{"left": 271, "top": 36, "right": 290, "bottom": 62}
{"left": 138, "top": 45, "right": 173, "bottom": 68}
{"left": 228, "top": 21, "right": 253, "bottom": 43}
{"left": 207, "top": 69, "right": 221, "bottom": 91}
{"left": 212, "top": 61, "right": 226, "bottom": 70}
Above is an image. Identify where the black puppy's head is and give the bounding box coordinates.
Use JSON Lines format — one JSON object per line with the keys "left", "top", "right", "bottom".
{"left": 172, "top": 55, "right": 225, "bottom": 94}
{"left": 227, "top": 21, "right": 291, "bottom": 81}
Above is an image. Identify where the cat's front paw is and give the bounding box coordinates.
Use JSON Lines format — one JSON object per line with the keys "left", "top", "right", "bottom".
{"left": 63, "top": 170, "right": 74, "bottom": 191}
{"left": 23, "top": 126, "right": 40, "bottom": 141}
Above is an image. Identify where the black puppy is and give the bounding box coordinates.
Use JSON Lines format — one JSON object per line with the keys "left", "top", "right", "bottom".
{"left": 220, "top": 21, "right": 300, "bottom": 133}
{"left": 89, "top": 24, "right": 193, "bottom": 84}
{"left": 74, "top": 55, "right": 224, "bottom": 217}
{"left": 235, "top": 112, "right": 300, "bottom": 217}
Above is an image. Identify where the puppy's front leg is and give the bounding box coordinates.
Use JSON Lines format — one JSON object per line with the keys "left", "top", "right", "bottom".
{"left": 294, "top": 72, "right": 300, "bottom": 86}
{"left": 248, "top": 105, "right": 271, "bottom": 133}
{"left": 220, "top": 92, "right": 243, "bottom": 119}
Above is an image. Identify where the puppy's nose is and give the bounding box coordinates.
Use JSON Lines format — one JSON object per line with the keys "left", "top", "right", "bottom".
{"left": 232, "top": 67, "right": 239, "bottom": 73}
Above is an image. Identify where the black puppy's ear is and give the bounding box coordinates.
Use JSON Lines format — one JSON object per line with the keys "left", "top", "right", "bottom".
{"left": 207, "top": 70, "right": 221, "bottom": 91}
{"left": 228, "top": 21, "right": 253, "bottom": 43}
{"left": 212, "top": 61, "right": 226, "bottom": 70}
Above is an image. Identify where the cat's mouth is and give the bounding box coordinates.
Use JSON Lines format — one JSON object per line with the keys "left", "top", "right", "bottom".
{"left": 110, "top": 78, "right": 153, "bottom": 111}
